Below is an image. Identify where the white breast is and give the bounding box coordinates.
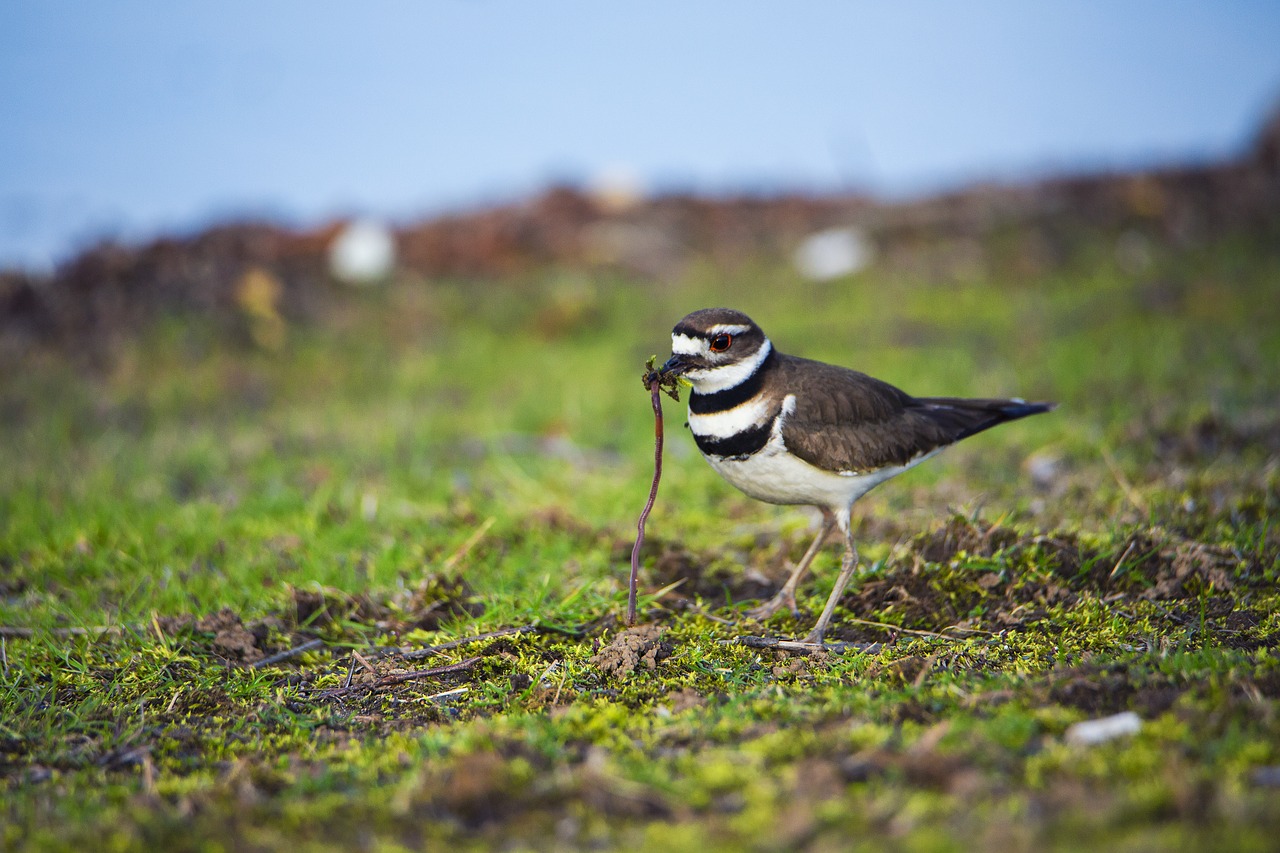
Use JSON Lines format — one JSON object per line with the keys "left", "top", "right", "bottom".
{"left": 687, "top": 396, "right": 774, "bottom": 440}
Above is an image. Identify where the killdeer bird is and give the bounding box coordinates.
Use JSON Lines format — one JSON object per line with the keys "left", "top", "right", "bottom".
{"left": 659, "top": 307, "right": 1053, "bottom": 644}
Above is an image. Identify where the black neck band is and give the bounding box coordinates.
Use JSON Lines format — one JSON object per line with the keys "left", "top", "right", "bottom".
{"left": 688, "top": 347, "right": 776, "bottom": 415}
{"left": 692, "top": 416, "right": 776, "bottom": 460}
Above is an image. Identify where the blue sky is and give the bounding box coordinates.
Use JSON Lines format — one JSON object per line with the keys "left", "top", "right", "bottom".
{"left": 2, "top": 2, "right": 1279, "bottom": 271}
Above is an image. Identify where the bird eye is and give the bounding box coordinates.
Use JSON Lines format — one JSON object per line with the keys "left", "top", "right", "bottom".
{"left": 709, "top": 333, "right": 732, "bottom": 353}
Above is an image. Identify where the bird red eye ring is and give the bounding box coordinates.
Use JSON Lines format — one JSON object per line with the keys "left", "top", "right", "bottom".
{"left": 710, "top": 333, "right": 732, "bottom": 352}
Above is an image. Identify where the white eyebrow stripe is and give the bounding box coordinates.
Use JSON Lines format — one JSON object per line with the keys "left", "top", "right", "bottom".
{"left": 708, "top": 324, "right": 751, "bottom": 336}
{"left": 670, "top": 333, "right": 705, "bottom": 355}
{"left": 683, "top": 339, "right": 773, "bottom": 394}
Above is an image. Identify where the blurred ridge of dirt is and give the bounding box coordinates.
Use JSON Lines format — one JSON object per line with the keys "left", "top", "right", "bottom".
{"left": 2, "top": 106, "right": 1277, "bottom": 365}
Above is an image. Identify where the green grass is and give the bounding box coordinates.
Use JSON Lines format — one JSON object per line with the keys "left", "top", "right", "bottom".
{"left": 3, "top": 230, "right": 1279, "bottom": 851}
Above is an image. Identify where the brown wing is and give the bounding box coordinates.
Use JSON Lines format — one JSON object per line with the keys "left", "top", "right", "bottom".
{"left": 776, "top": 355, "right": 1053, "bottom": 473}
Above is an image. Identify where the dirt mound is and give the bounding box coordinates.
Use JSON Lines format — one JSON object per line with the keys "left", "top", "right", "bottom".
{"left": 589, "top": 625, "right": 673, "bottom": 679}
{"left": 155, "top": 608, "right": 287, "bottom": 665}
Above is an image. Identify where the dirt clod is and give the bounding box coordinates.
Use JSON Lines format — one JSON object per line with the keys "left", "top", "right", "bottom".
{"left": 589, "top": 625, "right": 672, "bottom": 679}
{"left": 156, "top": 608, "right": 284, "bottom": 664}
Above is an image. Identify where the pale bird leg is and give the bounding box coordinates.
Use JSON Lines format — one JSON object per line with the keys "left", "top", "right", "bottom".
{"left": 744, "top": 510, "right": 835, "bottom": 622}
{"left": 804, "top": 531, "right": 860, "bottom": 645}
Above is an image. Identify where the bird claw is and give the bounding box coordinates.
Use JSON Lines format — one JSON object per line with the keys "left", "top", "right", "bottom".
{"left": 744, "top": 589, "right": 798, "bottom": 622}
{"left": 801, "top": 627, "right": 826, "bottom": 646}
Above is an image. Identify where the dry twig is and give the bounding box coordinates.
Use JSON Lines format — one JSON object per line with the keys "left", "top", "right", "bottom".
{"left": 733, "top": 636, "right": 882, "bottom": 654}
{"left": 252, "top": 638, "right": 325, "bottom": 668}
{"left": 316, "top": 655, "right": 482, "bottom": 699}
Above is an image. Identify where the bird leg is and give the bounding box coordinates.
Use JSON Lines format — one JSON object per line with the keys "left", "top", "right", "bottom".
{"left": 744, "top": 510, "right": 835, "bottom": 622}
{"left": 803, "top": 529, "right": 860, "bottom": 645}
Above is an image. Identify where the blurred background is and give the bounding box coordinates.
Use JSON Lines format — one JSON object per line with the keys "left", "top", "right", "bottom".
{"left": 5, "top": 9, "right": 1280, "bottom": 847}
{"left": 2, "top": 2, "right": 1279, "bottom": 272}
{"left": 1, "top": 2, "right": 1278, "bottom": 549}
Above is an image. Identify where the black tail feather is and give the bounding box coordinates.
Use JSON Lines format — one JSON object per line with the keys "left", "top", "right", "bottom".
{"left": 916, "top": 397, "right": 1056, "bottom": 443}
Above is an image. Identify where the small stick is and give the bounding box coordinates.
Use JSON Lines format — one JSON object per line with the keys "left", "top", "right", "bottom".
{"left": 838, "top": 616, "right": 957, "bottom": 639}
{"left": 342, "top": 654, "right": 359, "bottom": 689}
{"left": 350, "top": 649, "right": 378, "bottom": 674}
{"left": 348, "top": 624, "right": 561, "bottom": 663}
{"left": 399, "top": 625, "right": 538, "bottom": 660}
{"left": 372, "top": 655, "right": 481, "bottom": 687}
{"left": 251, "top": 638, "right": 325, "bottom": 669}
{"left": 313, "top": 656, "right": 482, "bottom": 699}
{"left": 732, "top": 636, "right": 882, "bottom": 654}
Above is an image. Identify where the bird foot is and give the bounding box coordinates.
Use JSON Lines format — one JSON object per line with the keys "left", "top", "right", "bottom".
{"left": 801, "top": 627, "right": 826, "bottom": 646}
{"left": 743, "top": 589, "right": 798, "bottom": 622}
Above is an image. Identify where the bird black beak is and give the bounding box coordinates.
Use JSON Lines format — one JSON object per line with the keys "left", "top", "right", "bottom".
{"left": 661, "top": 354, "right": 692, "bottom": 376}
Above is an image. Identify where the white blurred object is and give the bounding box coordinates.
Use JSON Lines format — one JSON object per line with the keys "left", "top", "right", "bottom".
{"left": 329, "top": 219, "right": 396, "bottom": 285}
{"left": 794, "top": 227, "right": 874, "bottom": 281}
{"left": 1064, "top": 711, "right": 1142, "bottom": 746}
{"left": 590, "top": 165, "right": 645, "bottom": 213}
{"left": 1024, "top": 451, "right": 1064, "bottom": 492}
